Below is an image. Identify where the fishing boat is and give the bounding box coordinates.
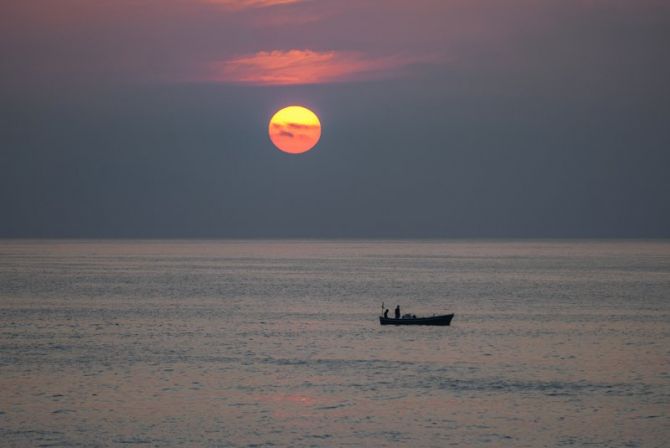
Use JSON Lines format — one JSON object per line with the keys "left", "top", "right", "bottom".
{"left": 379, "top": 313, "right": 454, "bottom": 326}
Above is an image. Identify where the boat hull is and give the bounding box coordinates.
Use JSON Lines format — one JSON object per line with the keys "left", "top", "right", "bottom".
{"left": 379, "top": 313, "right": 454, "bottom": 326}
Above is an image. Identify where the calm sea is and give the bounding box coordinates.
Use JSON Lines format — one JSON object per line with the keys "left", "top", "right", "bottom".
{"left": 0, "top": 240, "right": 668, "bottom": 447}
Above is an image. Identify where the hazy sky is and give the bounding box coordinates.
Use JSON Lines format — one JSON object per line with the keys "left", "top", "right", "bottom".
{"left": 1, "top": 0, "right": 669, "bottom": 237}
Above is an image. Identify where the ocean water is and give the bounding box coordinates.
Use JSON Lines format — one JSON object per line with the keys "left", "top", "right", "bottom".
{"left": 0, "top": 240, "right": 668, "bottom": 447}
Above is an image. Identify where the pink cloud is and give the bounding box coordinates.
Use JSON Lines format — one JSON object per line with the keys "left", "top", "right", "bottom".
{"left": 204, "top": 49, "right": 420, "bottom": 85}
{"left": 202, "top": 0, "right": 304, "bottom": 10}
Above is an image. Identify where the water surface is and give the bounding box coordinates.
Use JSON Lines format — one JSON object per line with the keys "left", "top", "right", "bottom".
{"left": 0, "top": 240, "right": 668, "bottom": 447}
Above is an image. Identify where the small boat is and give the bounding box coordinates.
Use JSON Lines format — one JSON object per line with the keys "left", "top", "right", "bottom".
{"left": 379, "top": 313, "right": 454, "bottom": 326}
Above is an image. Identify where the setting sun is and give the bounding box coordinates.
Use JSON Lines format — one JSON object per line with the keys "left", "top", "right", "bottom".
{"left": 268, "top": 105, "right": 321, "bottom": 154}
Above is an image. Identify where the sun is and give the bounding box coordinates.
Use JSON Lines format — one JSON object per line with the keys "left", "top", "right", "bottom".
{"left": 268, "top": 105, "right": 321, "bottom": 154}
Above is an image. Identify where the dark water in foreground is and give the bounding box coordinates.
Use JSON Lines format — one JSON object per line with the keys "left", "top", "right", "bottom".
{"left": 0, "top": 240, "right": 669, "bottom": 447}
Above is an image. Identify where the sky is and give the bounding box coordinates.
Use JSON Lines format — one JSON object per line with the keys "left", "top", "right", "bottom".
{"left": 1, "top": 0, "right": 669, "bottom": 238}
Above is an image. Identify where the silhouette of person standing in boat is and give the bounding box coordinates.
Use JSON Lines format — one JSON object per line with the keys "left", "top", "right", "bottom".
{"left": 394, "top": 305, "right": 400, "bottom": 319}
{"left": 384, "top": 308, "right": 389, "bottom": 318}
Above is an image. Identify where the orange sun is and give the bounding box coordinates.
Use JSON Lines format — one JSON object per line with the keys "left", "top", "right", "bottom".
{"left": 268, "top": 105, "right": 321, "bottom": 154}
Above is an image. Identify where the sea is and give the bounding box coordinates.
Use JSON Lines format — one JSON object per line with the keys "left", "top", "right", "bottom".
{"left": 0, "top": 240, "right": 668, "bottom": 447}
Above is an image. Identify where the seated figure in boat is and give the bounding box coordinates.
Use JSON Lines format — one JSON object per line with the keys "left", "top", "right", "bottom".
{"left": 384, "top": 309, "right": 389, "bottom": 318}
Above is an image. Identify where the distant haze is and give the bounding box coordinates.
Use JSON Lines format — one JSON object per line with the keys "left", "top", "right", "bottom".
{"left": 1, "top": 1, "right": 669, "bottom": 237}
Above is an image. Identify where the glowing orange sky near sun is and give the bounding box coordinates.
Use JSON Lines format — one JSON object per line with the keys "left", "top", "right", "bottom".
{"left": 268, "top": 106, "right": 321, "bottom": 154}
